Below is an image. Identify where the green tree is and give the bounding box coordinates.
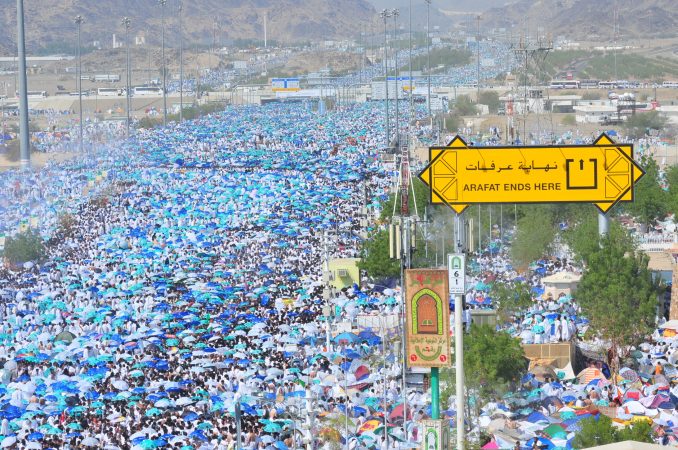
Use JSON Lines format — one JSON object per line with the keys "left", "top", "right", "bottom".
{"left": 490, "top": 281, "right": 534, "bottom": 323}
{"left": 442, "top": 325, "right": 526, "bottom": 401}
{"left": 442, "top": 113, "right": 462, "bottom": 133}
{"left": 2, "top": 230, "right": 45, "bottom": 264}
{"left": 572, "top": 415, "right": 655, "bottom": 448}
{"left": 624, "top": 155, "right": 668, "bottom": 227}
{"left": 664, "top": 164, "right": 678, "bottom": 216}
{"left": 616, "top": 420, "right": 655, "bottom": 443}
{"left": 576, "top": 232, "right": 661, "bottom": 373}
{"left": 478, "top": 91, "right": 500, "bottom": 114}
{"left": 358, "top": 229, "right": 400, "bottom": 279}
{"left": 453, "top": 95, "right": 478, "bottom": 116}
{"left": 562, "top": 211, "right": 634, "bottom": 265}
{"left": 571, "top": 415, "right": 618, "bottom": 448}
{"left": 623, "top": 110, "right": 668, "bottom": 139}
{"left": 510, "top": 206, "right": 557, "bottom": 268}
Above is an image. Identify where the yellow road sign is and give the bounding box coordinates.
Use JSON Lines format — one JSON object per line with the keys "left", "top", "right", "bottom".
{"left": 418, "top": 133, "right": 645, "bottom": 214}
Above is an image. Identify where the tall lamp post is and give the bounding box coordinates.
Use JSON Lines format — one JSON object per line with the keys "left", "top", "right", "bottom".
{"left": 159, "top": 0, "right": 168, "bottom": 126}
{"left": 178, "top": 1, "right": 184, "bottom": 123}
{"left": 424, "top": 0, "right": 432, "bottom": 117}
{"left": 122, "top": 17, "right": 131, "bottom": 136}
{"left": 380, "top": 9, "right": 392, "bottom": 148}
{"left": 16, "top": 0, "right": 30, "bottom": 168}
{"left": 74, "top": 15, "right": 84, "bottom": 155}
{"left": 392, "top": 9, "right": 400, "bottom": 145}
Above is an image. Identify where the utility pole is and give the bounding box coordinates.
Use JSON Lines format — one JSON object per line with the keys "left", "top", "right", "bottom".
{"left": 178, "top": 1, "right": 184, "bottom": 123}
{"left": 454, "top": 214, "right": 466, "bottom": 450}
{"left": 476, "top": 15, "right": 481, "bottom": 101}
{"left": 392, "top": 9, "right": 400, "bottom": 146}
{"left": 425, "top": 0, "right": 432, "bottom": 117}
{"left": 16, "top": 0, "right": 30, "bottom": 168}
{"left": 159, "top": 0, "right": 168, "bottom": 126}
{"left": 408, "top": 0, "right": 413, "bottom": 124}
{"left": 380, "top": 9, "right": 392, "bottom": 148}
{"left": 75, "top": 15, "right": 84, "bottom": 155}
{"left": 122, "top": 17, "right": 131, "bottom": 136}
{"left": 511, "top": 34, "right": 552, "bottom": 144}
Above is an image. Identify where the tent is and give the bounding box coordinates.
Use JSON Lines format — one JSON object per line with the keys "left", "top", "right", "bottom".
{"left": 54, "top": 331, "right": 76, "bottom": 344}
{"left": 583, "top": 441, "right": 668, "bottom": 450}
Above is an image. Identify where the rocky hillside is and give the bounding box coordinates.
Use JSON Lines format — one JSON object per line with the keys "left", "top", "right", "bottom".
{"left": 481, "top": 0, "right": 678, "bottom": 40}
{"left": 0, "top": 0, "right": 375, "bottom": 54}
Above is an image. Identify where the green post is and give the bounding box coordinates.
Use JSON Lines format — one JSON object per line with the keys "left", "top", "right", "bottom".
{"left": 431, "top": 367, "right": 440, "bottom": 419}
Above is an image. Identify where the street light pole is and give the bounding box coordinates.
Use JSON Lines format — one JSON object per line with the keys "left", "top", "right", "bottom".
{"left": 392, "top": 9, "right": 400, "bottom": 146}
{"left": 16, "top": 0, "right": 30, "bottom": 168}
{"left": 159, "top": 0, "right": 168, "bottom": 126}
{"left": 408, "top": 0, "right": 413, "bottom": 123}
{"left": 476, "top": 15, "right": 481, "bottom": 101}
{"left": 178, "top": 1, "right": 184, "bottom": 123}
{"left": 454, "top": 213, "right": 466, "bottom": 450}
{"left": 75, "top": 15, "right": 84, "bottom": 155}
{"left": 425, "top": 0, "right": 431, "bottom": 117}
{"left": 122, "top": 17, "right": 131, "bottom": 136}
{"left": 380, "top": 9, "right": 391, "bottom": 148}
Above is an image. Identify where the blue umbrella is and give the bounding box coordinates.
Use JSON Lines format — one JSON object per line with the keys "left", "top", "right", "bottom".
{"left": 27, "top": 432, "right": 44, "bottom": 441}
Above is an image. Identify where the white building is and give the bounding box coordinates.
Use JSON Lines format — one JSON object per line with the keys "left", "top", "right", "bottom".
{"left": 573, "top": 104, "right": 618, "bottom": 124}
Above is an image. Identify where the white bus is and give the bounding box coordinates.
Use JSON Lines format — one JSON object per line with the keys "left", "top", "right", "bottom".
{"left": 133, "top": 86, "right": 163, "bottom": 96}
{"left": 94, "top": 74, "right": 120, "bottom": 82}
{"left": 26, "top": 91, "right": 47, "bottom": 99}
{"left": 663, "top": 81, "right": 678, "bottom": 88}
{"left": 97, "top": 88, "right": 121, "bottom": 97}
{"left": 599, "top": 81, "right": 617, "bottom": 89}
{"left": 549, "top": 80, "right": 580, "bottom": 89}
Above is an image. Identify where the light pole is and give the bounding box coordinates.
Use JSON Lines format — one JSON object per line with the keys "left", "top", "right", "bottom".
{"left": 159, "top": 0, "right": 168, "bottom": 126}
{"left": 75, "top": 15, "right": 84, "bottom": 155}
{"left": 425, "top": 0, "right": 432, "bottom": 116}
{"left": 178, "top": 1, "right": 184, "bottom": 123}
{"left": 122, "top": 17, "right": 131, "bottom": 136}
{"left": 16, "top": 0, "right": 30, "bottom": 168}
{"left": 476, "top": 15, "right": 481, "bottom": 101}
{"left": 392, "top": 9, "right": 400, "bottom": 146}
{"left": 409, "top": 0, "right": 413, "bottom": 124}
{"left": 380, "top": 9, "right": 391, "bottom": 148}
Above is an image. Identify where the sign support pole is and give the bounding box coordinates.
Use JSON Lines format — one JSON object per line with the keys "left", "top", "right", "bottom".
{"left": 454, "top": 213, "right": 465, "bottom": 450}
{"left": 431, "top": 367, "right": 440, "bottom": 419}
{"left": 598, "top": 212, "right": 609, "bottom": 238}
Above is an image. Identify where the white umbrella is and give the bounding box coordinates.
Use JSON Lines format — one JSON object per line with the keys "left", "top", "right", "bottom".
{"left": 1, "top": 436, "right": 16, "bottom": 448}
{"left": 112, "top": 380, "right": 129, "bottom": 391}
{"left": 176, "top": 397, "right": 194, "bottom": 406}
{"left": 82, "top": 437, "right": 100, "bottom": 447}
{"left": 25, "top": 442, "right": 41, "bottom": 450}
{"left": 266, "top": 368, "right": 284, "bottom": 377}
{"left": 154, "top": 398, "right": 172, "bottom": 408}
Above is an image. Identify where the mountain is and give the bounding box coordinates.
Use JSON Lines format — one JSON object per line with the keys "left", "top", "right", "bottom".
{"left": 481, "top": 0, "right": 678, "bottom": 40}
{"left": 0, "top": 0, "right": 376, "bottom": 55}
{"left": 367, "top": 0, "right": 508, "bottom": 13}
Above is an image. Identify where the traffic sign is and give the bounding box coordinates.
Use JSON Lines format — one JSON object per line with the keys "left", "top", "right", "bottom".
{"left": 448, "top": 253, "right": 465, "bottom": 295}
{"left": 271, "top": 78, "right": 301, "bottom": 92}
{"left": 418, "top": 133, "right": 645, "bottom": 214}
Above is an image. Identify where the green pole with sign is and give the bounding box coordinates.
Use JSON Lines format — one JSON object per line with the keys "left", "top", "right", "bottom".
{"left": 431, "top": 367, "right": 440, "bottom": 419}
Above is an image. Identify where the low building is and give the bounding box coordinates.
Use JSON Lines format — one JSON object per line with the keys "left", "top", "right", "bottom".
{"left": 573, "top": 104, "right": 618, "bottom": 123}
{"left": 328, "top": 258, "right": 360, "bottom": 290}
{"left": 541, "top": 271, "right": 581, "bottom": 298}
